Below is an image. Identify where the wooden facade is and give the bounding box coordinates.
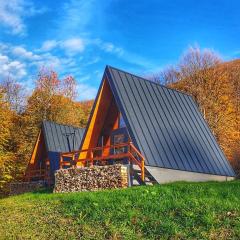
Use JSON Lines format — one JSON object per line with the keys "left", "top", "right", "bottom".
{"left": 62, "top": 77, "right": 146, "bottom": 181}
{"left": 24, "top": 65, "right": 235, "bottom": 186}
{"left": 24, "top": 121, "right": 85, "bottom": 184}
{"left": 25, "top": 130, "right": 51, "bottom": 183}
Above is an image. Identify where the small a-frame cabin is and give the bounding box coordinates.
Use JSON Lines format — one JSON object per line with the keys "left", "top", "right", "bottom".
{"left": 61, "top": 66, "right": 235, "bottom": 184}
{"left": 25, "top": 121, "right": 85, "bottom": 184}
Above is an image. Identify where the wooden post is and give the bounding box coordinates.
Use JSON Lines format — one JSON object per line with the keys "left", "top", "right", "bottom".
{"left": 60, "top": 154, "right": 63, "bottom": 169}
{"left": 141, "top": 158, "right": 145, "bottom": 181}
{"left": 90, "top": 150, "right": 93, "bottom": 166}
{"left": 72, "top": 153, "right": 75, "bottom": 168}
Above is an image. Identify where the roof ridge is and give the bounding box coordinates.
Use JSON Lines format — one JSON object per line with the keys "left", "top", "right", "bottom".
{"left": 106, "top": 65, "right": 192, "bottom": 98}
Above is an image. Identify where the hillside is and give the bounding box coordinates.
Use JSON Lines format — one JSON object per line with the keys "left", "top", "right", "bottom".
{"left": 222, "top": 59, "right": 240, "bottom": 68}
{"left": 0, "top": 181, "right": 239, "bottom": 239}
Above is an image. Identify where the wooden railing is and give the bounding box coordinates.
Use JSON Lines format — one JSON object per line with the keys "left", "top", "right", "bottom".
{"left": 60, "top": 142, "right": 145, "bottom": 181}
{"left": 24, "top": 169, "right": 51, "bottom": 183}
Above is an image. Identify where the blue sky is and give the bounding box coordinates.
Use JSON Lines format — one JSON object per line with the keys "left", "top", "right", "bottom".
{"left": 0, "top": 0, "right": 239, "bottom": 100}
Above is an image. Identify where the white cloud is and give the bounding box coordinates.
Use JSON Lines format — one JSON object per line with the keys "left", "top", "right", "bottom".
{"left": 30, "top": 52, "right": 62, "bottom": 70}
{"left": 0, "top": 0, "right": 47, "bottom": 35}
{"left": 0, "top": 1, "right": 25, "bottom": 35}
{"left": 0, "top": 43, "right": 8, "bottom": 51}
{"left": 39, "top": 38, "right": 86, "bottom": 55}
{"left": 59, "top": 0, "right": 97, "bottom": 35}
{"left": 40, "top": 40, "right": 58, "bottom": 52}
{"left": 91, "top": 38, "right": 124, "bottom": 57}
{"left": 102, "top": 42, "right": 114, "bottom": 52}
{"left": 10, "top": 45, "right": 64, "bottom": 70}
{"left": 0, "top": 41, "right": 98, "bottom": 101}
{"left": 90, "top": 38, "right": 155, "bottom": 68}
{"left": 0, "top": 54, "right": 27, "bottom": 79}
{"left": 61, "top": 38, "right": 85, "bottom": 55}
{"left": 0, "top": 36, "right": 155, "bottom": 100}
{"left": 12, "top": 46, "right": 41, "bottom": 60}
{"left": 101, "top": 42, "right": 124, "bottom": 56}
{"left": 85, "top": 57, "right": 100, "bottom": 66}
{"left": 0, "top": 54, "right": 9, "bottom": 63}
{"left": 76, "top": 83, "right": 97, "bottom": 100}
{"left": 0, "top": 43, "right": 64, "bottom": 80}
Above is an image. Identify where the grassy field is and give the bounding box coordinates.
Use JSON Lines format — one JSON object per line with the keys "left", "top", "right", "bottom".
{"left": 0, "top": 181, "right": 239, "bottom": 240}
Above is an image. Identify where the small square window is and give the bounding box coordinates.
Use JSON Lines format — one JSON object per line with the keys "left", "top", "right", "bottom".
{"left": 113, "top": 134, "right": 125, "bottom": 154}
{"left": 114, "top": 134, "right": 125, "bottom": 144}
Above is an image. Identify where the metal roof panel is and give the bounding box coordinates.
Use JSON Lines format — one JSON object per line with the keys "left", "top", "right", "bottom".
{"left": 106, "top": 65, "right": 235, "bottom": 177}
{"left": 42, "top": 121, "right": 85, "bottom": 153}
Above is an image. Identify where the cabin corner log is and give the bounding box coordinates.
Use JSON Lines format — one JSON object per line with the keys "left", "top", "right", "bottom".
{"left": 54, "top": 164, "right": 129, "bottom": 193}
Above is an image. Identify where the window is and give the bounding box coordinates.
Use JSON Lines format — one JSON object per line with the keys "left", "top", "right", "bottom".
{"left": 113, "top": 134, "right": 125, "bottom": 154}
{"left": 119, "top": 114, "right": 126, "bottom": 128}
{"left": 114, "top": 134, "right": 125, "bottom": 144}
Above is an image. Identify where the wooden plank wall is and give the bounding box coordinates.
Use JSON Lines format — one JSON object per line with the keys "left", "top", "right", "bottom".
{"left": 79, "top": 78, "right": 120, "bottom": 161}
{"left": 26, "top": 130, "right": 48, "bottom": 173}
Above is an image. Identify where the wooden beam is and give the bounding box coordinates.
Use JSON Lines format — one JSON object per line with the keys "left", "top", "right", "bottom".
{"left": 29, "top": 131, "right": 41, "bottom": 165}
{"left": 102, "top": 98, "right": 120, "bottom": 156}
{"left": 25, "top": 128, "right": 49, "bottom": 180}
{"left": 79, "top": 79, "right": 113, "bottom": 162}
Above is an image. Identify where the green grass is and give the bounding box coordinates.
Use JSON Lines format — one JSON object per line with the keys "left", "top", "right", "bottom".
{"left": 0, "top": 181, "right": 239, "bottom": 240}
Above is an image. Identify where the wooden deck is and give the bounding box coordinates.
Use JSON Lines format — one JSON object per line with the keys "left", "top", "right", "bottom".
{"left": 60, "top": 142, "right": 145, "bottom": 181}
{"left": 24, "top": 168, "right": 51, "bottom": 184}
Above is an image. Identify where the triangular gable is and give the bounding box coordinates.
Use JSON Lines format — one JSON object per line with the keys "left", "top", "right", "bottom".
{"left": 26, "top": 129, "right": 48, "bottom": 172}
{"left": 27, "top": 121, "right": 86, "bottom": 173}
{"left": 81, "top": 66, "right": 235, "bottom": 177}
{"left": 79, "top": 76, "right": 120, "bottom": 159}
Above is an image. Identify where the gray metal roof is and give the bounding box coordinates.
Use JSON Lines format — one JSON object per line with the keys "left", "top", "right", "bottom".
{"left": 105, "top": 66, "right": 235, "bottom": 177}
{"left": 42, "top": 121, "right": 85, "bottom": 153}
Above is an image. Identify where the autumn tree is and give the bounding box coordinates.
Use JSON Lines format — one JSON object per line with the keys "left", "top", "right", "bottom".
{"left": 78, "top": 100, "right": 94, "bottom": 126}
{"left": 62, "top": 76, "right": 77, "bottom": 100}
{"left": 0, "top": 77, "right": 26, "bottom": 154}
{"left": 1, "top": 77, "right": 25, "bottom": 113}
{"left": 21, "top": 68, "right": 88, "bottom": 167}
{"left": 0, "top": 87, "right": 16, "bottom": 194}
{"left": 0, "top": 67, "right": 94, "bottom": 195}
{"left": 224, "top": 60, "right": 240, "bottom": 175}
{"left": 25, "top": 68, "right": 86, "bottom": 126}
{"left": 152, "top": 47, "right": 239, "bottom": 175}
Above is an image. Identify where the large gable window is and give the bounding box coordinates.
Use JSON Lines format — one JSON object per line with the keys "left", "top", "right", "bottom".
{"left": 119, "top": 114, "right": 126, "bottom": 128}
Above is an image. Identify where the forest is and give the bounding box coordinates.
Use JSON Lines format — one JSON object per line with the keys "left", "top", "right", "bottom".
{"left": 0, "top": 68, "right": 93, "bottom": 194}
{"left": 151, "top": 47, "right": 240, "bottom": 177}
{"left": 0, "top": 47, "right": 239, "bottom": 195}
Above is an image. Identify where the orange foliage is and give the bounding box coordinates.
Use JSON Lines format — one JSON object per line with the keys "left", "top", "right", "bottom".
{"left": 0, "top": 69, "right": 94, "bottom": 194}
{"left": 153, "top": 47, "right": 240, "bottom": 176}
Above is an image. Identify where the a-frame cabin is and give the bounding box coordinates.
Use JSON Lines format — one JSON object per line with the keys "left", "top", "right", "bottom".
{"left": 64, "top": 66, "right": 235, "bottom": 184}
{"left": 25, "top": 121, "right": 85, "bottom": 184}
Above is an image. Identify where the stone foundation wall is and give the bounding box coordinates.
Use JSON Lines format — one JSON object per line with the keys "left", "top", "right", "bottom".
{"left": 54, "top": 164, "right": 129, "bottom": 193}
{"left": 9, "top": 181, "right": 45, "bottom": 195}
{"left": 145, "top": 166, "right": 235, "bottom": 183}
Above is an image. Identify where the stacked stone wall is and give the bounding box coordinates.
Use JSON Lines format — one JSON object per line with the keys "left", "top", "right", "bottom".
{"left": 54, "top": 164, "right": 129, "bottom": 193}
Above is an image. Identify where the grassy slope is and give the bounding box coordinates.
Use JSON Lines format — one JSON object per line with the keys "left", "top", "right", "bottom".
{"left": 0, "top": 181, "right": 239, "bottom": 240}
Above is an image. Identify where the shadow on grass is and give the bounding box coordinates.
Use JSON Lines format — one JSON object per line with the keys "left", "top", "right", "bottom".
{"left": 30, "top": 187, "right": 54, "bottom": 194}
